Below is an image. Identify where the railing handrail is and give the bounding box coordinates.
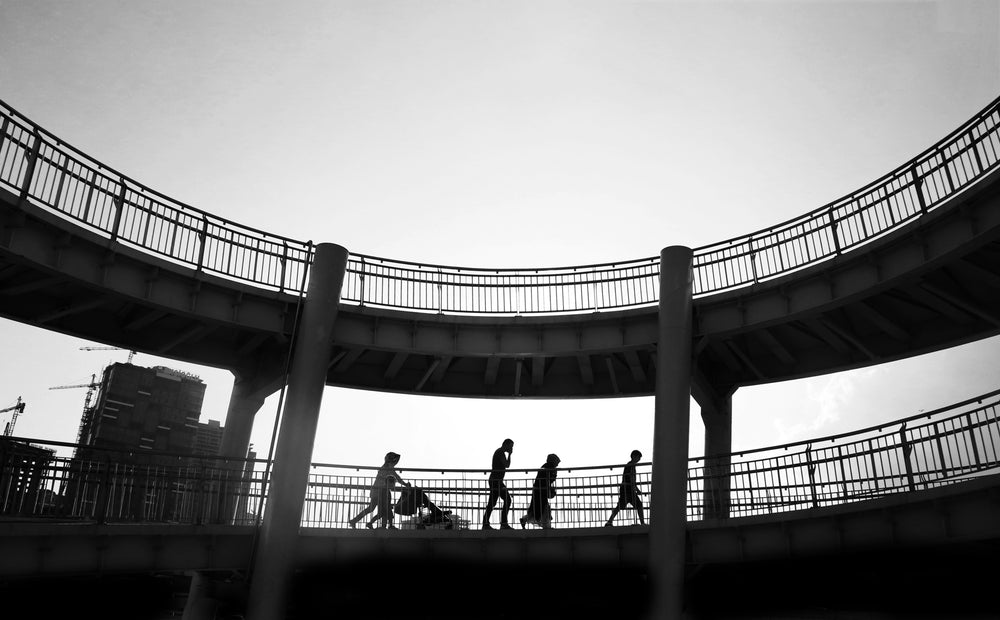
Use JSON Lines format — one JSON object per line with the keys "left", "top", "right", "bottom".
{"left": 2, "top": 92, "right": 1000, "bottom": 311}
{"left": 4, "top": 386, "right": 999, "bottom": 527}
{"left": 10, "top": 387, "right": 999, "bottom": 473}
{"left": 717, "top": 386, "right": 1000, "bottom": 461}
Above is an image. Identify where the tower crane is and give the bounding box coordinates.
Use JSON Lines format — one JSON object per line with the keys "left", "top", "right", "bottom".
{"left": 1, "top": 396, "right": 25, "bottom": 436}
{"left": 50, "top": 374, "right": 100, "bottom": 445}
{"left": 79, "top": 346, "right": 136, "bottom": 364}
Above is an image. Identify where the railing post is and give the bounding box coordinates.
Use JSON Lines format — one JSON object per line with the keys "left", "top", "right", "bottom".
{"left": 437, "top": 268, "right": 444, "bottom": 314}
{"left": 869, "top": 448, "right": 880, "bottom": 493}
{"left": 358, "top": 256, "right": 366, "bottom": 307}
{"left": 94, "top": 457, "right": 112, "bottom": 524}
{"left": 18, "top": 128, "right": 42, "bottom": 204}
{"left": 109, "top": 178, "right": 126, "bottom": 242}
{"left": 939, "top": 146, "right": 956, "bottom": 195}
{"left": 806, "top": 445, "right": 818, "bottom": 508}
{"left": 911, "top": 162, "right": 928, "bottom": 214}
{"left": 899, "top": 423, "right": 916, "bottom": 492}
{"left": 0, "top": 115, "right": 9, "bottom": 160}
{"left": 837, "top": 445, "right": 848, "bottom": 500}
{"left": 196, "top": 215, "right": 208, "bottom": 272}
{"left": 828, "top": 209, "right": 842, "bottom": 255}
{"left": 933, "top": 422, "right": 948, "bottom": 479}
{"left": 965, "top": 413, "right": 982, "bottom": 468}
{"left": 969, "top": 129, "right": 986, "bottom": 174}
{"left": 278, "top": 242, "right": 289, "bottom": 293}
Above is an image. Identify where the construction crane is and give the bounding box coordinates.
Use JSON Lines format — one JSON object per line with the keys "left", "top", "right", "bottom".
{"left": 1, "top": 396, "right": 25, "bottom": 436}
{"left": 50, "top": 374, "right": 100, "bottom": 445}
{"left": 79, "top": 346, "right": 136, "bottom": 364}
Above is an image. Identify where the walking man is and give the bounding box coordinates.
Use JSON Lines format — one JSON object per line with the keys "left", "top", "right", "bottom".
{"left": 605, "top": 449, "right": 645, "bottom": 527}
{"left": 482, "top": 438, "right": 514, "bottom": 530}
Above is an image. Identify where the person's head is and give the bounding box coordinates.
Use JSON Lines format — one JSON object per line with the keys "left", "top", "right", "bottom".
{"left": 502, "top": 438, "right": 514, "bottom": 452}
{"left": 546, "top": 453, "right": 560, "bottom": 466}
{"left": 385, "top": 451, "right": 401, "bottom": 464}
{"left": 630, "top": 449, "right": 642, "bottom": 461}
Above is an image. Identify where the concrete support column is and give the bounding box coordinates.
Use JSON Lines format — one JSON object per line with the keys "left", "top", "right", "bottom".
{"left": 245, "top": 243, "right": 349, "bottom": 620}
{"left": 215, "top": 373, "right": 282, "bottom": 525}
{"left": 648, "top": 246, "right": 693, "bottom": 620}
{"left": 219, "top": 370, "right": 285, "bottom": 460}
{"left": 181, "top": 571, "right": 218, "bottom": 620}
{"left": 701, "top": 393, "right": 733, "bottom": 520}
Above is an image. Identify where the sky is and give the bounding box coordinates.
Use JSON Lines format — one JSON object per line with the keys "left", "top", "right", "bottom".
{"left": 1, "top": 1, "right": 999, "bottom": 474}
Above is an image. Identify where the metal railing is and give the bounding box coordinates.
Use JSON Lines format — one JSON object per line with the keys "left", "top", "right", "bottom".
{"left": 3, "top": 389, "right": 998, "bottom": 529}
{"left": 2, "top": 94, "right": 999, "bottom": 313}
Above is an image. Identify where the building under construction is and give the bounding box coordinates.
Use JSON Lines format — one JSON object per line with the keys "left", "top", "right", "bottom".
{"left": 60, "top": 362, "right": 229, "bottom": 522}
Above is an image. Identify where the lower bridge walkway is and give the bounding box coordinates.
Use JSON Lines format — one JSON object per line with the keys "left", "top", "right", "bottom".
{"left": 1, "top": 389, "right": 999, "bottom": 618}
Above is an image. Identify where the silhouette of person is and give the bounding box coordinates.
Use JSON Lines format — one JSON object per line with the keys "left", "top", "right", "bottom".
{"left": 369, "top": 473, "right": 404, "bottom": 529}
{"left": 482, "top": 438, "right": 514, "bottom": 530}
{"left": 349, "top": 451, "right": 410, "bottom": 529}
{"left": 520, "top": 453, "right": 560, "bottom": 529}
{"left": 605, "top": 449, "right": 645, "bottom": 527}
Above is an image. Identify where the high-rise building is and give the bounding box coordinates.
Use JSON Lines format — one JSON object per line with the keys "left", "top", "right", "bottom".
{"left": 80, "top": 363, "right": 209, "bottom": 454}
{"left": 193, "top": 419, "right": 224, "bottom": 456}
{"left": 64, "top": 362, "right": 228, "bottom": 522}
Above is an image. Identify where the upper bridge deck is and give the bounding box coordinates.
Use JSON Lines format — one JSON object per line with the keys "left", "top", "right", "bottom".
{"left": 2, "top": 95, "right": 1000, "bottom": 402}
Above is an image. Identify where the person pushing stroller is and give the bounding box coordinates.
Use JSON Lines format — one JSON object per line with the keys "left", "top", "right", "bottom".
{"left": 349, "top": 451, "right": 411, "bottom": 529}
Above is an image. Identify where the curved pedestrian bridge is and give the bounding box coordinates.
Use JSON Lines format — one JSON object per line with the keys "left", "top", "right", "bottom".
{"left": 4, "top": 92, "right": 1000, "bottom": 618}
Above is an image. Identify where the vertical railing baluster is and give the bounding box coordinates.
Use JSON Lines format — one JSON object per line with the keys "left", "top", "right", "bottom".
{"left": 933, "top": 422, "right": 947, "bottom": 480}
{"left": 899, "top": 423, "right": 916, "bottom": 493}
{"left": 19, "top": 127, "right": 41, "bottom": 203}
{"left": 279, "top": 242, "right": 289, "bottom": 293}
{"left": 939, "top": 146, "right": 956, "bottom": 196}
{"left": 965, "top": 412, "right": 982, "bottom": 469}
{"left": 359, "top": 256, "right": 366, "bottom": 307}
{"left": 109, "top": 177, "right": 126, "bottom": 242}
{"left": 828, "top": 208, "right": 842, "bottom": 255}
{"left": 911, "top": 162, "right": 928, "bottom": 215}
{"left": 969, "top": 129, "right": 986, "bottom": 174}
{"left": 806, "top": 445, "right": 818, "bottom": 508}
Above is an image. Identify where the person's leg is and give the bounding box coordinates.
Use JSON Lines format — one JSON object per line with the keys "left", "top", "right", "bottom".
{"left": 483, "top": 480, "right": 500, "bottom": 528}
{"left": 606, "top": 506, "right": 620, "bottom": 526}
{"left": 499, "top": 484, "right": 513, "bottom": 528}
{"left": 350, "top": 495, "right": 378, "bottom": 527}
{"left": 635, "top": 497, "right": 645, "bottom": 525}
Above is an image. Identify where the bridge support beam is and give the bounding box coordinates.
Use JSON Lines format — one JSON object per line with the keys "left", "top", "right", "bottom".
{"left": 213, "top": 370, "right": 285, "bottom": 526}
{"left": 219, "top": 370, "right": 285, "bottom": 461}
{"left": 245, "top": 243, "right": 349, "bottom": 620}
{"left": 649, "top": 246, "right": 693, "bottom": 620}
{"left": 700, "top": 389, "right": 733, "bottom": 520}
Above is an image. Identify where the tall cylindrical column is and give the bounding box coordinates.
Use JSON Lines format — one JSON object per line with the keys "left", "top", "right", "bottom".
{"left": 648, "top": 246, "right": 693, "bottom": 620}
{"left": 245, "top": 243, "right": 349, "bottom": 620}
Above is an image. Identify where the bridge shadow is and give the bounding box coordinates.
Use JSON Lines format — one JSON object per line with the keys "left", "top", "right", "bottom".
{"left": 289, "top": 559, "right": 650, "bottom": 620}
{"left": 284, "top": 541, "right": 1000, "bottom": 620}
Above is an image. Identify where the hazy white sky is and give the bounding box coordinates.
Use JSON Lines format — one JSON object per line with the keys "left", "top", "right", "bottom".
{"left": 1, "top": 1, "right": 999, "bottom": 472}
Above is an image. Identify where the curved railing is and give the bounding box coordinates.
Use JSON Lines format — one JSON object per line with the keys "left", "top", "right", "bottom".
{"left": 2, "top": 95, "right": 999, "bottom": 313}
{"left": 3, "top": 388, "right": 998, "bottom": 528}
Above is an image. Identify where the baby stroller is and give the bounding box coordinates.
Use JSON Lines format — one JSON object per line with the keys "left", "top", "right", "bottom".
{"left": 393, "top": 485, "right": 454, "bottom": 529}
